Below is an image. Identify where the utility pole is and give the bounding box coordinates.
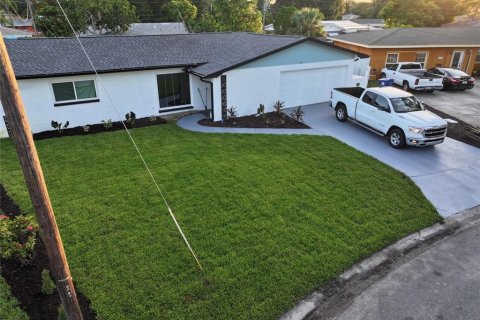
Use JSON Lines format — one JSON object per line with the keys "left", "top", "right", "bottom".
{"left": 0, "top": 33, "right": 83, "bottom": 320}
{"left": 25, "top": 0, "right": 39, "bottom": 37}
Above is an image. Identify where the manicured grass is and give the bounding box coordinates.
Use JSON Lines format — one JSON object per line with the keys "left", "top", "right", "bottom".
{"left": 0, "top": 123, "right": 439, "bottom": 319}
{"left": 0, "top": 277, "right": 28, "bottom": 320}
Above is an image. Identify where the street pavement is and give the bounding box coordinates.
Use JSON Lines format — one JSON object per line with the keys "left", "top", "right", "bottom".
{"left": 312, "top": 209, "right": 480, "bottom": 320}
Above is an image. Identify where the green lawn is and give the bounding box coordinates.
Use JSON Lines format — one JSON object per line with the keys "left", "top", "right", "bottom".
{"left": 0, "top": 123, "right": 439, "bottom": 319}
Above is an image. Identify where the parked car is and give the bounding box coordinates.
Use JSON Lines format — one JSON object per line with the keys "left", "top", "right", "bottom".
{"left": 427, "top": 67, "right": 475, "bottom": 90}
{"left": 330, "top": 86, "right": 448, "bottom": 148}
{"left": 381, "top": 62, "right": 444, "bottom": 92}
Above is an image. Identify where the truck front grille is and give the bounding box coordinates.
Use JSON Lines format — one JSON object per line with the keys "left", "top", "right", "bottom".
{"left": 424, "top": 126, "right": 447, "bottom": 138}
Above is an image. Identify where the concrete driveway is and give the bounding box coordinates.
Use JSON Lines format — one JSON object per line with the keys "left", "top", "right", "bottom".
{"left": 302, "top": 104, "right": 480, "bottom": 217}
{"left": 415, "top": 83, "right": 480, "bottom": 127}
{"left": 178, "top": 104, "right": 480, "bottom": 217}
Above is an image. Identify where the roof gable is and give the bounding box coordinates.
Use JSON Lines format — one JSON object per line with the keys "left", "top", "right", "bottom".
{"left": 237, "top": 41, "right": 355, "bottom": 70}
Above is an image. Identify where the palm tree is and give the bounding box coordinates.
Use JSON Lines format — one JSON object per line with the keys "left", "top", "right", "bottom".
{"left": 289, "top": 7, "right": 325, "bottom": 37}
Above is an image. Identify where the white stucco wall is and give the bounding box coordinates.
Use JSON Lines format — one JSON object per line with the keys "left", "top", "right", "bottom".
{"left": 0, "top": 68, "right": 205, "bottom": 137}
{"left": 212, "top": 59, "right": 370, "bottom": 121}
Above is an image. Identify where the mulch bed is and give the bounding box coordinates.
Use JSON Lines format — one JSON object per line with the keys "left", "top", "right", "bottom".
{"left": 0, "top": 185, "right": 96, "bottom": 320}
{"left": 198, "top": 111, "right": 310, "bottom": 129}
{"left": 423, "top": 103, "right": 480, "bottom": 148}
{"left": 32, "top": 116, "right": 167, "bottom": 140}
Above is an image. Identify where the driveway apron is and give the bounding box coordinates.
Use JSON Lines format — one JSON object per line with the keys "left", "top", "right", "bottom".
{"left": 177, "top": 103, "right": 480, "bottom": 217}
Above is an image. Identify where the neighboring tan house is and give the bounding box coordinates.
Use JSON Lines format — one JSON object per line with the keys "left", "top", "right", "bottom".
{"left": 330, "top": 27, "right": 480, "bottom": 78}
{"left": 0, "top": 32, "right": 370, "bottom": 137}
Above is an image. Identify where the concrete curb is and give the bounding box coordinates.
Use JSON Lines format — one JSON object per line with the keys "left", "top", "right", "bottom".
{"left": 279, "top": 206, "right": 480, "bottom": 320}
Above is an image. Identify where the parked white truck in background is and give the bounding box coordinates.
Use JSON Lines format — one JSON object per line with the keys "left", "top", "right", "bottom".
{"left": 329, "top": 86, "right": 448, "bottom": 148}
{"left": 381, "top": 62, "right": 444, "bottom": 92}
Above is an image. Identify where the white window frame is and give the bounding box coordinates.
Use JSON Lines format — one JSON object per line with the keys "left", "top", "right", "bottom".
{"left": 385, "top": 52, "right": 399, "bottom": 67}
{"left": 51, "top": 79, "right": 99, "bottom": 105}
{"left": 414, "top": 51, "right": 428, "bottom": 68}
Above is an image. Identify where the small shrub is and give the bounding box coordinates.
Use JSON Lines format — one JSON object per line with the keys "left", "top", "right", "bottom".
{"left": 41, "top": 269, "right": 56, "bottom": 295}
{"left": 257, "top": 104, "right": 266, "bottom": 119}
{"left": 290, "top": 106, "right": 305, "bottom": 123}
{"left": 51, "top": 121, "right": 69, "bottom": 134}
{"left": 102, "top": 119, "right": 113, "bottom": 129}
{"left": 0, "top": 214, "right": 38, "bottom": 265}
{"left": 226, "top": 106, "right": 237, "bottom": 121}
{"left": 125, "top": 111, "right": 136, "bottom": 127}
{"left": 273, "top": 100, "right": 285, "bottom": 115}
{"left": 83, "top": 125, "right": 91, "bottom": 132}
{"left": 57, "top": 304, "right": 66, "bottom": 320}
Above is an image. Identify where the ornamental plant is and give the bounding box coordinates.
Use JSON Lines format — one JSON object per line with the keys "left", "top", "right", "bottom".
{"left": 0, "top": 213, "right": 38, "bottom": 265}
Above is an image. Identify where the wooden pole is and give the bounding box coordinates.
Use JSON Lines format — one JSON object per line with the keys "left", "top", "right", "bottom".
{"left": 0, "top": 33, "right": 83, "bottom": 320}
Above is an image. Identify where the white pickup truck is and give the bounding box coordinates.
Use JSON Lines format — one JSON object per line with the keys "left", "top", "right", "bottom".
{"left": 381, "top": 62, "right": 444, "bottom": 92}
{"left": 329, "top": 86, "right": 448, "bottom": 148}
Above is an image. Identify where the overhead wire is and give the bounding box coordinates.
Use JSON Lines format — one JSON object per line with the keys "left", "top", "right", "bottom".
{"left": 52, "top": 0, "right": 204, "bottom": 273}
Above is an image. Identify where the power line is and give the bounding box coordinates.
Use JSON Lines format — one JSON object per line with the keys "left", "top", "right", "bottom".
{"left": 53, "top": 0, "right": 204, "bottom": 273}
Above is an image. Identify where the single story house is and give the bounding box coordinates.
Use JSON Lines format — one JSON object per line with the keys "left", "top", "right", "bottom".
{"left": 0, "top": 32, "right": 370, "bottom": 137}
{"left": 321, "top": 20, "right": 380, "bottom": 37}
{"left": 330, "top": 27, "right": 480, "bottom": 78}
{"left": 0, "top": 26, "right": 33, "bottom": 39}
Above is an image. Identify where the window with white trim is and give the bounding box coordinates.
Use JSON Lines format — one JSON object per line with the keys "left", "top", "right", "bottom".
{"left": 415, "top": 52, "right": 427, "bottom": 68}
{"left": 386, "top": 53, "right": 399, "bottom": 68}
{"left": 52, "top": 80, "right": 98, "bottom": 105}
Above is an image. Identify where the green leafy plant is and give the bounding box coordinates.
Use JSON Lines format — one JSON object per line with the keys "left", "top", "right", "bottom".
{"left": 290, "top": 106, "right": 305, "bottom": 123}
{"left": 257, "top": 104, "right": 266, "bottom": 119}
{"left": 149, "top": 115, "right": 157, "bottom": 122}
{"left": 273, "top": 100, "right": 285, "bottom": 115}
{"left": 57, "top": 304, "right": 66, "bottom": 320}
{"left": 51, "top": 121, "right": 69, "bottom": 134}
{"left": 0, "top": 213, "right": 38, "bottom": 265}
{"left": 125, "top": 111, "right": 136, "bottom": 127}
{"left": 83, "top": 125, "right": 91, "bottom": 132}
{"left": 102, "top": 119, "right": 113, "bottom": 129}
{"left": 41, "top": 269, "right": 56, "bottom": 295}
{"left": 226, "top": 106, "right": 237, "bottom": 121}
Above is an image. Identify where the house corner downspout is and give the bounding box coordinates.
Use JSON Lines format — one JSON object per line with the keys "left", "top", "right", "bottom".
{"left": 184, "top": 67, "right": 215, "bottom": 120}
{"left": 199, "top": 77, "right": 214, "bottom": 121}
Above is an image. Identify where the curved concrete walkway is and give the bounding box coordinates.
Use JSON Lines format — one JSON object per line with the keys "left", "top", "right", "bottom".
{"left": 177, "top": 104, "right": 480, "bottom": 217}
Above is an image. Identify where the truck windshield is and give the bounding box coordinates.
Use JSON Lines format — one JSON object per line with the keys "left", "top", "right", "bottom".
{"left": 390, "top": 96, "right": 424, "bottom": 113}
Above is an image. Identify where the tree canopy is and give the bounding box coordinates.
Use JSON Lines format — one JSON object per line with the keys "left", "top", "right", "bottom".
{"left": 381, "top": 0, "right": 444, "bottom": 27}
{"left": 34, "top": 0, "right": 137, "bottom": 36}
{"left": 273, "top": 5, "right": 298, "bottom": 34}
{"left": 289, "top": 7, "right": 325, "bottom": 37}
{"left": 458, "top": 0, "right": 480, "bottom": 19}
{"left": 272, "top": 0, "right": 345, "bottom": 20}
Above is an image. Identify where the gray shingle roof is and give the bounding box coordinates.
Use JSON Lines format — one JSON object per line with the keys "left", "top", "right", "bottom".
{"left": 331, "top": 27, "right": 480, "bottom": 47}
{"left": 6, "top": 32, "right": 365, "bottom": 79}
{"left": 5, "top": 33, "right": 305, "bottom": 79}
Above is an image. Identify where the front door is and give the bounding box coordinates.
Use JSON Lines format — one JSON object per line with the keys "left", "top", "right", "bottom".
{"left": 450, "top": 51, "right": 465, "bottom": 69}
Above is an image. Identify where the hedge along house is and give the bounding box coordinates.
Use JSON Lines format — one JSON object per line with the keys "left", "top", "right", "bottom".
{"left": 330, "top": 28, "right": 480, "bottom": 79}
{"left": 0, "top": 33, "right": 370, "bottom": 137}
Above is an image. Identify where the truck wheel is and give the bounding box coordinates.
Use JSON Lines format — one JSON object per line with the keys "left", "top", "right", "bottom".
{"left": 388, "top": 128, "right": 406, "bottom": 149}
{"left": 402, "top": 81, "right": 410, "bottom": 91}
{"left": 381, "top": 72, "right": 386, "bottom": 78}
{"left": 335, "top": 104, "right": 348, "bottom": 122}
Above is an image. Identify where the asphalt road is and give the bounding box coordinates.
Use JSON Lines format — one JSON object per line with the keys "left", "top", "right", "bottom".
{"left": 313, "top": 211, "right": 480, "bottom": 320}
{"left": 415, "top": 83, "right": 480, "bottom": 128}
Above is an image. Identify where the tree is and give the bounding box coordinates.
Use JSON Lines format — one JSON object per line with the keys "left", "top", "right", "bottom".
{"left": 381, "top": 0, "right": 444, "bottom": 27}
{"left": 458, "top": 0, "right": 480, "bottom": 20}
{"left": 272, "top": 0, "right": 344, "bottom": 20}
{"left": 349, "top": 0, "right": 389, "bottom": 18}
{"left": 34, "top": 0, "right": 137, "bottom": 36}
{"left": 273, "top": 6, "right": 298, "bottom": 34}
{"left": 289, "top": 7, "right": 325, "bottom": 37}
{"left": 129, "top": 0, "right": 167, "bottom": 22}
{"left": 212, "top": 0, "right": 262, "bottom": 32}
{"left": 434, "top": 0, "right": 465, "bottom": 24}
{"left": 165, "top": 0, "right": 197, "bottom": 29}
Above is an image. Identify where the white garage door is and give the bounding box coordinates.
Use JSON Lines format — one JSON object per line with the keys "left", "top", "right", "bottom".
{"left": 279, "top": 66, "right": 348, "bottom": 107}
